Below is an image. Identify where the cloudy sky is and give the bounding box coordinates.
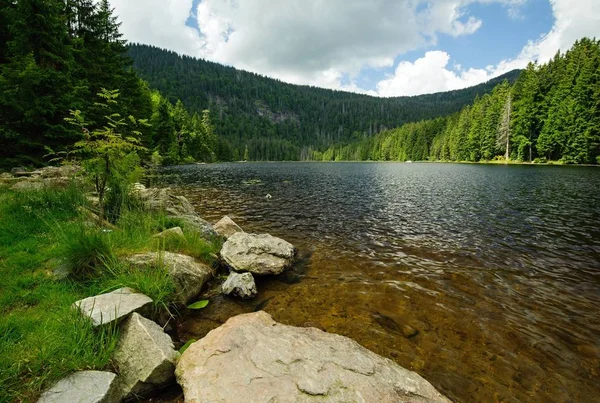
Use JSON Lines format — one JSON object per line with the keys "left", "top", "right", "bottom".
{"left": 111, "top": 0, "right": 599, "bottom": 96}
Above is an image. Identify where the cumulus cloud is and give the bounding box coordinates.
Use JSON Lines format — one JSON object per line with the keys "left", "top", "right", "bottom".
{"left": 108, "top": 0, "right": 599, "bottom": 96}
{"left": 375, "top": 0, "right": 600, "bottom": 96}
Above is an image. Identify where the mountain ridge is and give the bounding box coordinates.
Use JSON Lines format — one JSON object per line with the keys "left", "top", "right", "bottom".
{"left": 129, "top": 43, "right": 521, "bottom": 160}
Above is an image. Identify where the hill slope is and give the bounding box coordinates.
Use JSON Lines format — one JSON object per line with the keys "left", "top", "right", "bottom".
{"left": 129, "top": 44, "right": 520, "bottom": 160}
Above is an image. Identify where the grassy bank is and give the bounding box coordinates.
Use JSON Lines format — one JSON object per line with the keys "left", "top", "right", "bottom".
{"left": 0, "top": 184, "right": 220, "bottom": 403}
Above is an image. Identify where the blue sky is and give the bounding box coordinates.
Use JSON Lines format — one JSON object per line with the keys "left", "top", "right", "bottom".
{"left": 111, "top": 0, "right": 598, "bottom": 96}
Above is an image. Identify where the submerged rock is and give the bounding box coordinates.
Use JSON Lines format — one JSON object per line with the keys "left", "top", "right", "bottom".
{"left": 73, "top": 287, "right": 152, "bottom": 327}
{"left": 125, "top": 252, "right": 213, "bottom": 304}
{"left": 220, "top": 232, "right": 295, "bottom": 275}
{"left": 213, "top": 216, "right": 244, "bottom": 239}
{"left": 176, "top": 311, "right": 449, "bottom": 402}
{"left": 37, "top": 370, "right": 120, "bottom": 403}
{"left": 221, "top": 271, "right": 258, "bottom": 299}
{"left": 113, "top": 313, "right": 179, "bottom": 399}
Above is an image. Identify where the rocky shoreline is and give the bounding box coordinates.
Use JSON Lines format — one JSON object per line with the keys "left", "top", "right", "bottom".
{"left": 3, "top": 167, "right": 448, "bottom": 402}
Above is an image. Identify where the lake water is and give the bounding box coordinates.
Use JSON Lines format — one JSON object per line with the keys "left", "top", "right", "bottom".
{"left": 159, "top": 162, "right": 600, "bottom": 402}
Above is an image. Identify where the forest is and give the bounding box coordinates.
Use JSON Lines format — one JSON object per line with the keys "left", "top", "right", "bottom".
{"left": 129, "top": 44, "right": 520, "bottom": 161}
{"left": 0, "top": 0, "right": 217, "bottom": 168}
{"left": 320, "top": 38, "right": 600, "bottom": 164}
{"left": 1, "top": 1, "right": 597, "bottom": 166}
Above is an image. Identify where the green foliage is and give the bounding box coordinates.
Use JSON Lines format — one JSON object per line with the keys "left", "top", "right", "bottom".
{"left": 179, "top": 339, "right": 197, "bottom": 354}
{"left": 0, "top": 185, "right": 221, "bottom": 402}
{"left": 0, "top": 0, "right": 154, "bottom": 168}
{"left": 187, "top": 300, "right": 209, "bottom": 309}
{"left": 58, "top": 225, "right": 115, "bottom": 280}
{"left": 67, "top": 88, "right": 148, "bottom": 223}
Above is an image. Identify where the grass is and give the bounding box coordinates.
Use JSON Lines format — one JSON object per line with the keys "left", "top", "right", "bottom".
{"left": 0, "top": 183, "right": 221, "bottom": 403}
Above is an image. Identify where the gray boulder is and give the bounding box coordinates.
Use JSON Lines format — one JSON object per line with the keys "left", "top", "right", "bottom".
{"left": 213, "top": 216, "right": 244, "bottom": 239}
{"left": 73, "top": 287, "right": 152, "bottom": 327}
{"left": 175, "top": 214, "right": 218, "bottom": 239}
{"left": 113, "top": 313, "right": 179, "bottom": 399}
{"left": 11, "top": 180, "right": 44, "bottom": 191}
{"left": 37, "top": 370, "right": 120, "bottom": 403}
{"left": 137, "top": 187, "right": 196, "bottom": 217}
{"left": 176, "top": 311, "right": 449, "bottom": 403}
{"left": 152, "top": 226, "right": 185, "bottom": 239}
{"left": 125, "top": 252, "right": 213, "bottom": 304}
{"left": 220, "top": 232, "right": 295, "bottom": 275}
{"left": 40, "top": 165, "right": 81, "bottom": 178}
{"left": 221, "top": 272, "right": 257, "bottom": 299}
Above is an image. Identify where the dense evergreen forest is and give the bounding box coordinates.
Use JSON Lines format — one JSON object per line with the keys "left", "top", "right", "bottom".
{"left": 320, "top": 38, "right": 600, "bottom": 164}
{"left": 129, "top": 44, "right": 520, "bottom": 161}
{"left": 1, "top": 1, "right": 597, "bottom": 166}
{"left": 0, "top": 0, "right": 217, "bottom": 168}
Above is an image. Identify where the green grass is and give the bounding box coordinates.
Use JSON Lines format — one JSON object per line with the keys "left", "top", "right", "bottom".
{"left": 0, "top": 184, "right": 221, "bottom": 403}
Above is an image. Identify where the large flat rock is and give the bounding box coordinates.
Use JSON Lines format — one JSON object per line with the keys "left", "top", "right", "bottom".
{"left": 37, "top": 370, "right": 119, "bottom": 403}
{"left": 73, "top": 287, "right": 152, "bottom": 327}
{"left": 176, "top": 311, "right": 450, "bottom": 403}
{"left": 220, "top": 232, "right": 295, "bottom": 275}
{"left": 125, "top": 252, "right": 213, "bottom": 304}
{"left": 113, "top": 313, "right": 179, "bottom": 399}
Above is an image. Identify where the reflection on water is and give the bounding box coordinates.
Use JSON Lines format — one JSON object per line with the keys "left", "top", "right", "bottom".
{"left": 159, "top": 162, "right": 600, "bottom": 402}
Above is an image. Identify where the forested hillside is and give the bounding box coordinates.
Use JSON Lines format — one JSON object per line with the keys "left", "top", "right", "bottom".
{"left": 323, "top": 38, "right": 600, "bottom": 164}
{"left": 129, "top": 44, "right": 520, "bottom": 161}
{"left": 0, "top": 0, "right": 217, "bottom": 168}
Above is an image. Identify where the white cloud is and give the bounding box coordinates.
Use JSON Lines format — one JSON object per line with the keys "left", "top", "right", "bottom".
{"left": 109, "top": 0, "right": 599, "bottom": 96}
{"left": 374, "top": 0, "right": 600, "bottom": 96}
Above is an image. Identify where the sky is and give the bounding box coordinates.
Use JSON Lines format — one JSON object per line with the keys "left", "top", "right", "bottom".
{"left": 110, "top": 0, "right": 599, "bottom": 97}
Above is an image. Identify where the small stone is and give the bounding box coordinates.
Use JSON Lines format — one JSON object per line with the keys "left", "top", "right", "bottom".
{"left": 152, "top": 227, "right": 185, "bottom": 239}
{"left": 222, "top": 272, "right": 258, "bottom": 299}
{"left": 10, "top": 167, "right": 27, "bottom": 175}
{"left": 113, "top": 313, "right": 179, "bottom": 399}
{"left": 73, "top": 287, "right": 152, "bottom": 327}
{"left": 37, "top": 370, "right": 119, "bottom": 403}
{"left": 213, "top": 216, "right": 244, "bottom": 239}
{"left": 402, "top": 324, "right": 420, "bottom": 338}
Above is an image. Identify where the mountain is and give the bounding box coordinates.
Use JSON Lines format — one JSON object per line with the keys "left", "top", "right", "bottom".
{"left": 128, "top": 44, "right": 521, "bottom": 161}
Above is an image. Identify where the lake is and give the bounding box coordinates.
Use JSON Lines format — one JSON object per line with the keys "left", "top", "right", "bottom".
{"left": 158, "top": 162, "right": 600, "bottom": 402}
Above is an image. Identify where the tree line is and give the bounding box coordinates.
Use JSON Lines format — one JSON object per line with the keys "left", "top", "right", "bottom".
{"left": 128, "top": 44, "right": 521, "bottom": 161}
{"left": 319, "top": 38, "right": 600, "bottom": 164}
{"left": 0, "top": 0, "right": 217, "bottom": 168}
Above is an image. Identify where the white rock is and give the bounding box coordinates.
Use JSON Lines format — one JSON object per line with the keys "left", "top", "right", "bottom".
{"left": 176, "top": 311, "right": 450, "bottom": 403}
{"left": 220, "top": 232, "right": 295, "bottom": 275}
{"left": 113, "top": 313, "right": 179, "bottom": 399}
{"left": 221, "top": 272, "right": 257, "bottom": 299}
{"left": 37, "top": 371, "right": 119, "bottom": 403}
{"left": 213, "top": 216, "right": 244, "bottom": 239}
{"left": 73, "top": 287, "right": 152, "bottom": 327}
{"left": 125, "top": 252, "right": 213, "bottom": 304}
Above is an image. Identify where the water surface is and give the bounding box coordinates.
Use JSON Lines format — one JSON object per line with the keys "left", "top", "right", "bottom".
{"left": 160, "top": 162, "right": 600, "bottom": 402}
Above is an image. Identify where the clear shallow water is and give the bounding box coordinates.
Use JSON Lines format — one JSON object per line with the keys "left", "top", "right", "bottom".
{"left": 159, "top": 162, "right": 600, "bottom": 402}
